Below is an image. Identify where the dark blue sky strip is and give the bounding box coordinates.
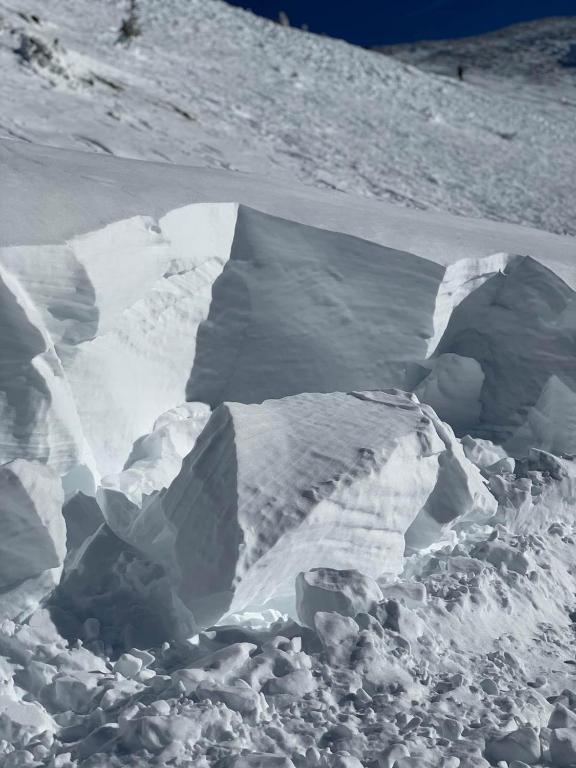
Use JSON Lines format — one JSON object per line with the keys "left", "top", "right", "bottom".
{"left": 227, "top": 0, "right": 576, "bottom": 45}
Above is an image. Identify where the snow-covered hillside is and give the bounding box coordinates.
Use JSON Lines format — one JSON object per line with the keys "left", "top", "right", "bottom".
{"left": 0, "top": 0, "right": 575, "bottom": 234}
{"left": 380, "top": 17, "right": 576, "bottom": 103}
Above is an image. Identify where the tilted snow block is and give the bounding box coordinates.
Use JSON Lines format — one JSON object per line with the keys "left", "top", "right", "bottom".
{"left": 0, "top": 262, "right": 89, "bottom": 477}
{"left": 0, "top": 459, "right": 65, "bottom": 620}
{"left": 157, "top": 390, "right": 495, "bottom": 630}
{"left": 436, "top": 255, "right": 576, "bottom": 454}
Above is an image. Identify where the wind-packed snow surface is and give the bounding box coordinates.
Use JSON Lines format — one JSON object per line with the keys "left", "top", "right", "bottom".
{"left": 0, "top": 139, "right": 576, "bottom": 767}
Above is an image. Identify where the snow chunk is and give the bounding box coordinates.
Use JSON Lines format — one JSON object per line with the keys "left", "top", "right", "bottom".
{"left": 437, "top": 255, "right": 576, "bottom": 452}
{"left": 0, "top": 262, "right": 90, "bottom": 476}
{"left": 550, "top": 728, "right": 576, "bottom": 767}
{"left": 507, "top": 375, "right": 576, "bottom": 457}
{"left": 415, "top": 353, "right": 484, "bottom": 434}
{"left": 154, "top": 389, "right": 494, "bottom": 631}
{"left": 114, "top": 653, "right": 143, "bottom": 680}
{"left": 0, "top": 460, "right": 65, "bottom": 620}
{"left": 98, "top": 402, "right": 210, "bottom": 554}
{"left": 295, "top": 568, "right": 383, "bottom": 628}
{"left": 187, "top": 206, "right": 444, "bottom": 408}
{"left": 485, "top": 727, "right": 541, "bottom": 765}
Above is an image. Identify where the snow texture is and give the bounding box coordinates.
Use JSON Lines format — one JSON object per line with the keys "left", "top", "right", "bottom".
{"left": 0, "top": 460, "right": 65, "bottom": 621}
{"left": 0, "top": 4, "right": 575, "bottom": 765}
{"left": 0, "top": 140, "right": 575, "bottom": 767}
{"left": 0, "top": 2, "right": 575, "bottom": 236}
{"left": 138, "top": 390, "right": 494, "bottom": 630}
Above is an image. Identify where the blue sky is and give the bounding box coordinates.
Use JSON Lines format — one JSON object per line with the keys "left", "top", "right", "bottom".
{"left": 227, "top": 0, "right": 576, "bottom": 45}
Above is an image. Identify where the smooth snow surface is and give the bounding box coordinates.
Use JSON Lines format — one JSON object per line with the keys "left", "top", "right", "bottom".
{"left": 2, "top": 140, "right": 575, "bottom": 290}
{"left": 380, "top": 17, "right": 576, "bottom": 105}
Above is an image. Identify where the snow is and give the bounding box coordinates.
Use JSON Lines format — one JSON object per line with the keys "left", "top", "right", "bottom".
{"left": 0, "top": 2, "right": 576, "bottom": 766}
{"left": 0, "top": 2, "right": 575, "bottom": 236}
{"left": 295, "top": 569, "right": 383, "bottom": 629}
{"left": 101, "top": 402, "right": 211, "bottom": 506}
{"left": 0, "top": 460, "right": 65, "bottom": 621}
{"left": 2, "top": 141, "right": 575, "bottom": 289}
{"left": 0, "top": 199, "right": 236, "bottom": 481}
{"left": 380, "top": 17, "right": 576, "bottom": 107}
{"left": 0, "top": 140, "right": 575, "bottom": 766}
{"left": 135, "top": 390, "right": 493, "bottom": 630}
{"left": 1, "top": 184, "right": 574, "bottom": 496}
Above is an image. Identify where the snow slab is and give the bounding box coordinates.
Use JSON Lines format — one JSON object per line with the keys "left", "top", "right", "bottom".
{"left": 1, "top": 140, "right": 574, "bottom": 288}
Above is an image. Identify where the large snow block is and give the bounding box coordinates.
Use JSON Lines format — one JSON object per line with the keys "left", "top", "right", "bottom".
{"left": 186, "top": 206, "right": 444, "bottom": 407}
{"left": 0, "top": 203, "right": 237, "bottom": 482}
{"left": 0, "top": 459, "right": 65, "bottom": 620}
{"left": 295, "top": 567, "right": 383, "bottom": 628}
{"left": 436, "top": 255, "right": 576, "bottom": 452}
{"left": 159, "top": 390, "right": 495, "bottom": 629}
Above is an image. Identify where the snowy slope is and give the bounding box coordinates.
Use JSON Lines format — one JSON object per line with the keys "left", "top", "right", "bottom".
{"left": 0, "top": 0, "right": 575, "bottom": 234}
{"left": 2, "top": 140, "right": 575, "bottom": 286}
{"left": 380, "top": 17, "right": 576, "bottom": 103}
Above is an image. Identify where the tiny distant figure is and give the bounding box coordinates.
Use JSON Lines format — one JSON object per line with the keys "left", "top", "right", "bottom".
{"left": 457, "top": 65, "right": 464, "bottom": 81}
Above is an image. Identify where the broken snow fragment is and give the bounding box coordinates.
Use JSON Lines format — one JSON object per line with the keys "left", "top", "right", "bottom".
{"left": 195, "top": 681, "right": 263, "bottom": 715}
{"left": 152, "top": 389, "right": 493, "bottom": 631}
{"left": 485, "top": 727, "right": 541, "bottom": 765}
{"left": 295, "top": 568, "right": 382, "bottom": 628}
{"left": 550, "top": 728, "right": 576, "bottom": 767}
{"left": 549, "top": 704, "right": 576, "bottom": 730}
{"left": 114, "top": 653, "right": 143, "bottom": 680}
{"left": 0, "top": 460, "right": 65, "bottom": 620}
{"left": 314, "top": 612, "right": 359, "bottom": 666}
